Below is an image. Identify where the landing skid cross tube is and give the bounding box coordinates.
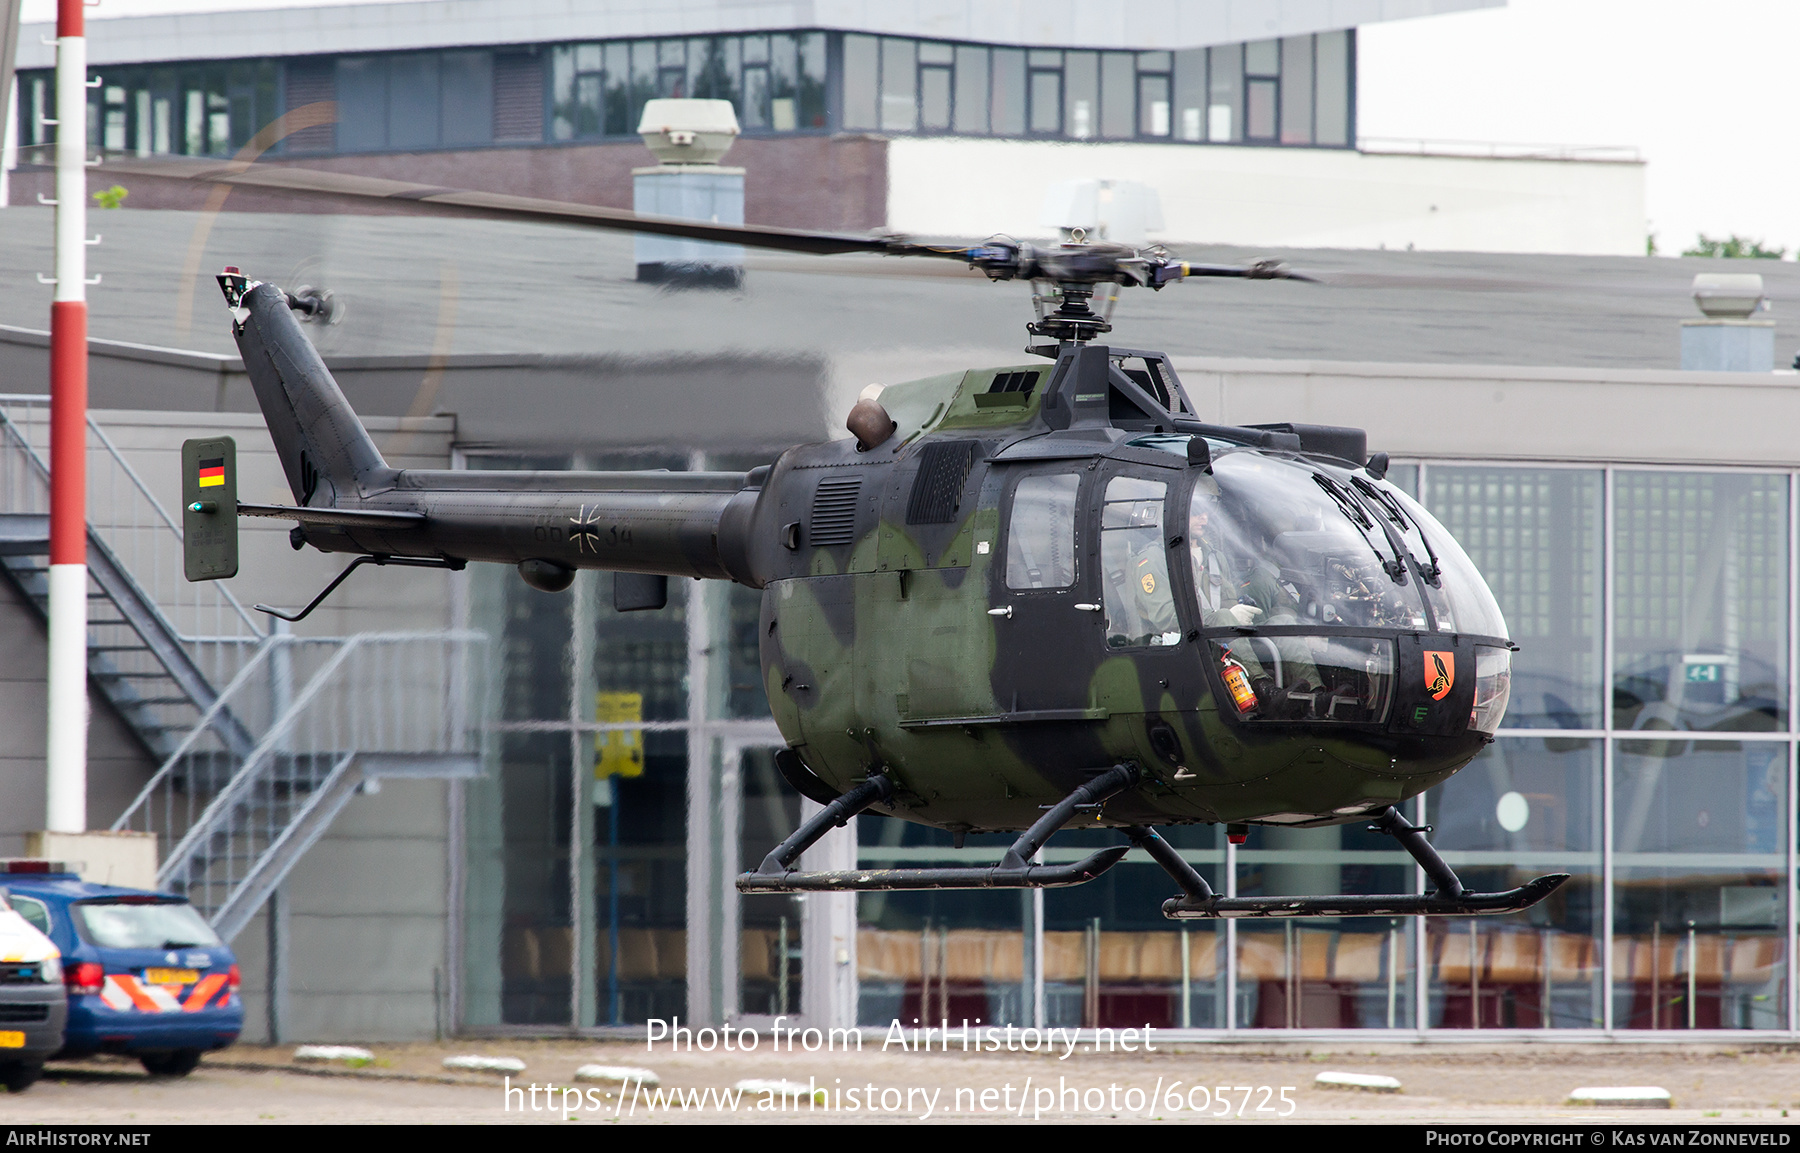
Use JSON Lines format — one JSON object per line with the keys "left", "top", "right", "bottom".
{"left": 736, "top": 764, "right": 1139, "bottom": 893}
{"left": 1155, "top": 806, "right": 1571, "bottom": 920}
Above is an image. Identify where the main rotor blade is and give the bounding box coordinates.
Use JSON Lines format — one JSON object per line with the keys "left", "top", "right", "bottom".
{"left": 1174, "top": 260, "right": 1322, "bottom": 284}
{"left": 92, "top": 152, "right": 1322, "bottom": 289}
{"left": 96, "top": 153, "right": 976, "bottom": 260}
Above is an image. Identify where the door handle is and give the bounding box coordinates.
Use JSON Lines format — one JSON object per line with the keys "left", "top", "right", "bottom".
{"left": 987, "top": 606, "right": 1013, "bottom": 619}
{"left": 1074, "top": 603, "right": 1101, "bottom": 612}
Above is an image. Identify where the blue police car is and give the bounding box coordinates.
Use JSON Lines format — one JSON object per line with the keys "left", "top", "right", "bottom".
{"left": 0, "top": 862, "right": 241, "bottom": 1075}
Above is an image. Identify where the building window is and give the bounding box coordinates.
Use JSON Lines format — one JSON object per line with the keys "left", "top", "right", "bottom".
{"left": 918, "top": 41, "right": 953, "bottom": 132}
{"left": 1314, "top": 29, "right": 1352, "bottom": 147}
{"left": 1029, "top": 52, "right": 1064, "bottom": 135}
{"left": 989, "top": 48, "right": 1025, "bottom": 135}
{"left": 842, "top": 34, "right": 878, "bottom": 131}
{"left": 1138, "top": 56, "right": 1172, "bottom": 138}
{"left": 1061, "top": 50, "right": 1096, "bottom": 139}
{"left": 551, "top": 33, "right": 825, "bottom": 142}
{"left": 1244, "top": 38, "right": 1279, "bottom": 142}
{"left": 879, "top": 38, "right": 917, "bottom": 132}
{"left": 1207, "top": 43, "right": 1242, "bottom": 142}
{"left": 1099, "top": 51, "right": 1134, "bottom": 139}
{"left": 334, "top": 50, "right": 495, "bottom": 153}
{"left": 20, "top": 27, "right": 1354, "bottom": 160}
{"left": 22, "top": 59, "right": 280, "bottom": 158}
{"left": 825, "top": 29, "right": 1352, "bottom": 148}
{"left": 1613, "top": 472, "right": 1788, "bottom": 733}
{"left": 952, "top": 44, "right": 988, "bottom": 134}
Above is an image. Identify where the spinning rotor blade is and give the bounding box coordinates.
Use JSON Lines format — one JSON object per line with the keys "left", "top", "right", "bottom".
{"left": 94, "top": 152, "right": 1308, "bottom": 288}
{"left": 1167, "top": 258, "right": 1322, "bottom": 284}
{"left": 96, "top": 153, "right": 970, "bottom": 260}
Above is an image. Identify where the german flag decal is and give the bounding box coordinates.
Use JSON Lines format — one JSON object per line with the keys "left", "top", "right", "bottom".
{"left": 197, "top": 457, "right": 225, "bottom": 488}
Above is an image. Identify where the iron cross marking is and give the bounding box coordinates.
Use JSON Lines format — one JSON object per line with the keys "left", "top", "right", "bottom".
{"left": 570, "top": 504, "right": 604, "bottom": 552}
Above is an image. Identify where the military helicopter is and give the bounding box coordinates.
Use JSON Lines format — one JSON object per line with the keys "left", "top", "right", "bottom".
{"left": 150, "top": 155, "right": 1567, "bottom": 922}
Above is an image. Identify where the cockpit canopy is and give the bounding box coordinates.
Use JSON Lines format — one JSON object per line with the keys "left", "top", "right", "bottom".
{"left": 1175, "top": 446, "right": 1508, "bottom": 639}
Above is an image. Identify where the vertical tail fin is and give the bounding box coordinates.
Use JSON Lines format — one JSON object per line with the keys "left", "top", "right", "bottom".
{"left": 221, "top": 271, "right": 395, "bottom": 505}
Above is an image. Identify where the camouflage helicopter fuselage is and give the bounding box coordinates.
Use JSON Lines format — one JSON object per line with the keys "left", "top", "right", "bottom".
{"left": 226, "top": 279, "right": 1510, "bottom": 841}
{"left": 749, "top": 349, "right": 1510, "bottom": 836}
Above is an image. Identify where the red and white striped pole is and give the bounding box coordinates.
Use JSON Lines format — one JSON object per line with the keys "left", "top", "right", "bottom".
{"left": 45, "top": 0, "right": 88, "bottom": 833}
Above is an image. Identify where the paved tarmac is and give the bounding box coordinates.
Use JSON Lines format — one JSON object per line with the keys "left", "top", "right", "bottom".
{"left": 2, "top": 1040, "right": 1796, "bottom": 1124}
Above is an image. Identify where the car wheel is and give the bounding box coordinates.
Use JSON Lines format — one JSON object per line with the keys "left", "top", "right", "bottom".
{"left": 1, "top": 1062, "right": 43, "bottom": 1093}
{"left": 140, "top": 1050, "right": 202, "bottom": 1077}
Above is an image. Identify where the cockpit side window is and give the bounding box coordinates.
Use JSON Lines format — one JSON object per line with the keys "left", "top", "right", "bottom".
{"left": 1100, "top": 476, "right": 1179, "bottom": 647}
{"left": 1188, "top": 482, "right": 1297, "bottom": 629}
{"left": 1005, "top": 473, "right": 1080, "bottom": 590}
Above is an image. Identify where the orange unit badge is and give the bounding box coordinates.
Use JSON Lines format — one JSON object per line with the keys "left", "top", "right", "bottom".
{"left": 1424, "top": 651, "right": 1454, "bottom": 700}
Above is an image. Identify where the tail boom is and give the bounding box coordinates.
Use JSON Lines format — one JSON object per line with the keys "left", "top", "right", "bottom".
{"left": 225, "top": 270, "right": 763, "bottom": 585}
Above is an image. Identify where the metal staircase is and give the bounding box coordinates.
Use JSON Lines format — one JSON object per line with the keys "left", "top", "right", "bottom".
{"left": 0, "top": 396, "right": 489, "bottom": 939}
{"left": 114, "top": 630, "right": 487, "bottom": 941}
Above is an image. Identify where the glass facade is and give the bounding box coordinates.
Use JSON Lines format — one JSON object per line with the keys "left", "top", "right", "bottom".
{"left": 839, "top": 30, "right": 1350, "bottom": 145}
{"left": 24, "top": 27, "right": 1353, "bottom": 157}
{"left": 549, "top": 33, "right": 828, "bottom": 141}
{"left": 24, "top": 59, "right": 281, "bottom": 157}
{"left": 461, "top": 450, "right": 762, "bottom": 1030}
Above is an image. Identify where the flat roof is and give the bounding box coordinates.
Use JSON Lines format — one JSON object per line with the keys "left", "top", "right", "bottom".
{"left": 15, "top": 0, "right": 1503, "bottom": 69}
{"left": 0, "top": 203, "right": 1793, "bottom": 454}
{"left": 0, "top": 205, "right": 1786, "bottom": 368}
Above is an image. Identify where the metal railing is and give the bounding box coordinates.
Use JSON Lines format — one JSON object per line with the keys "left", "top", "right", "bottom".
{"left": 0, "top": 396, "right": 490, "bottom": 937}
{"left": 113, "top": 630, "right": 490, "bottom": 933}
{"left": 0, "top": 396, "right": 268, "bottom": 753}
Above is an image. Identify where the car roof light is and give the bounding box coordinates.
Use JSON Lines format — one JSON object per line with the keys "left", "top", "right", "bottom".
{"left": 0, "top": 859, "right": 77, "bottom": 874}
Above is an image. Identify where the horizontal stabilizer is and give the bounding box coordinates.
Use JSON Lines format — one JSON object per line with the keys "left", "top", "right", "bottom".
{"left": 238, "top": 502, "right": 426, "bottom": 530}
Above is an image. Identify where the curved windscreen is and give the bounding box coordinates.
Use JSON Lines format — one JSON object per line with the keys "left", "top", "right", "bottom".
{"left": 1385, "top": 487, "right": 1510, "bottom": 639}
{"left": 1193, "top": 453, "right": 1429, "bottom": 631}
{"left": 1191, "top": 452, "right": 1508, "bottom": 639}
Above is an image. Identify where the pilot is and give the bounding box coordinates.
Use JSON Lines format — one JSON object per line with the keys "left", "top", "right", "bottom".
{"left": 1113, "top": 503, "right": 1180, "bottom": 644}
{"left": 1188, "top": 496, "right": 1288, "bottom": 627}
{"left": 1189, "top": 492, "right": 1322, "bottom": 714}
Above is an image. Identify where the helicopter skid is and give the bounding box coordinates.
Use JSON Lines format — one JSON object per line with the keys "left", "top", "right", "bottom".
{"left": 737, "top": 847, "right": 1129, "bottom": 893}
{"left": 1159, "top": 872, "right": 1571, "bottom": 920}
{"left": 737, "top": 763, "right": 1143, "bottom": 897}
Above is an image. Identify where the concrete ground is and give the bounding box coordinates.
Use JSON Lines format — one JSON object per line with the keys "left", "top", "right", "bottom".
{"left": 1, "top": 1040, "right": 1797, "bottom": 1124}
